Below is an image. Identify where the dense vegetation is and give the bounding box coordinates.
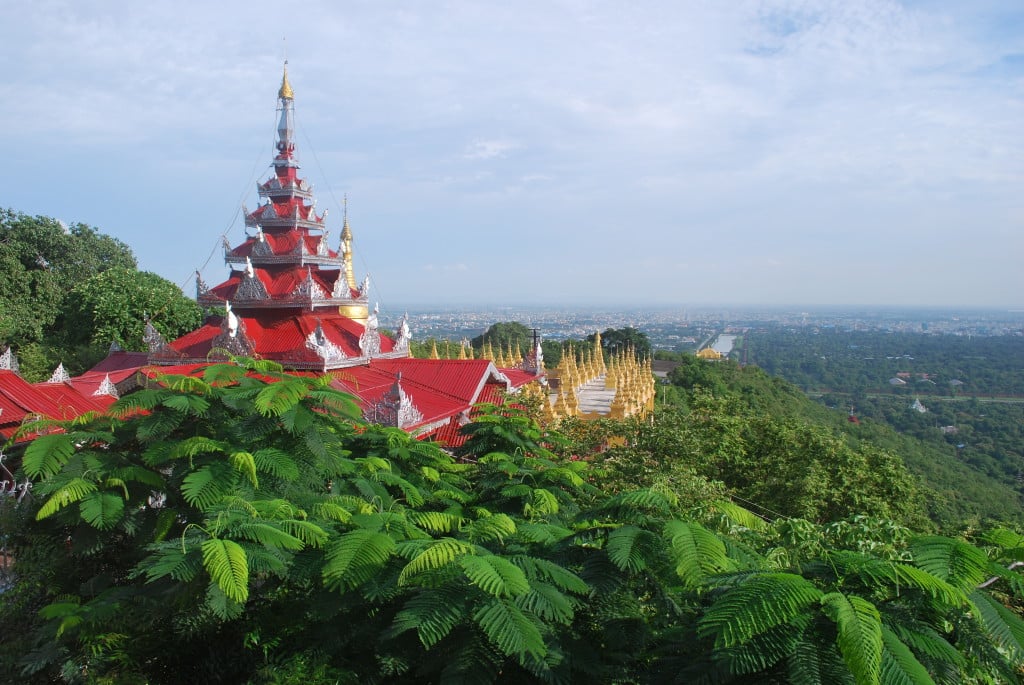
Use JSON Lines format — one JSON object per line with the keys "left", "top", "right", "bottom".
{"left": 656, "top": 353, "right": 1024, "bottom": 529}
{"left": 2, "top": 359, "right": 1023, "bottom": 683}
{"left": 0, "top": 209, "right": 201, "bottom": 381}
{"left": 731, "top": 327, "right": 1024, "bottom": 520}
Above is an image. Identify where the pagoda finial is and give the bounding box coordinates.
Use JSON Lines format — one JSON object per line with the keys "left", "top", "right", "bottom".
{"left": 279, "top": 61, "right": 294, "bottom": 101}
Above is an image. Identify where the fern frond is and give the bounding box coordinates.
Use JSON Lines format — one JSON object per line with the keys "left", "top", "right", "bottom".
{"left": 79, "top": 491, "right": 125, "bottom": 530}
{"left": 970, "top": 589, "right": 1024, "bottom": 661}
{"left": 139, "top": 544, "right": 203, "bottom": 583}
{"left": 204, "top": 581, "right": 244, "bottom": 621}
{"left": 398, "top": 538, "right": 474, "bottom": 585}
{"left": 606, "top": 525, "right": 659, "bottom": 573}
{"left": 664, "top": 519, "right": 730, "bottom": 589}
{"left": 311, "top": 501, "right": 353, "bottom": 523}
{"left": 460, "top": 554, "right": 530, "bottom": 598}
{"left": 201, "top": 537, "right": 249, "bottom": 603}
{"left": 22, "top": 433, "right": 76, "bottom": 479}
{"left": 711, "top": 499, "right": 769, "bottom": 531}
{"left": 464, "top": 513, "right": 517, "bottom": 543}
{"left": 252, "top": 448, "right": 300, "bottom": 481}
{"left": 323, "top": 528, "right": 397, "bottom": 590}
{"left": 279, "top": 519, "right": 328, "bottom": 548}
{"left": 160, "top": 393, "right": 211, "bottom": 416}
{"left": 698, "top": 573, "right": 824, "bottom": 649}
{"left": 390, "top": 586, "right": 468, "bottom": 648}
{"left": 108, "top": 388, "right": 169, "bottom": 417}
{"left": 181, "top": 462, "right": 235, "bottom": 510}
{"left": 474, "top": 597, "right": 547, "bottom": 663}
{"left": 158, "top": 374, "right": 212, "bottom": 395}
{"left": 374, "top": 470, "right": 425, "bottom": 507}
{"left": 171, "top": 436, "right": 228, "bottom": 459}
{"left": 408, "top": 510, "right": 461, "bottom": 534}
{"left": 233, "top": 522, "right": 305, "bottom": 551}
{"left": 254, "top": 378, "right": 311, "bottom": 417}
{"left": 820, "top": 593, "right": 882, "bottom": 685}
{"left": 880, "top": 625, "right": 936, "bottom": 685}
{"left": 202, "top": 362, "right": 246, "bottom": 386}
{"left": 134, "top": 409, "right": 186, "bottom": 442}
{"left": 514, "top": 581, "right": 577, "bottom": 623}
{"left": 36, "top": 477, "right": 97, "bottom": 520}
{"left": 910, "top": 536, "right": 990, "bottom": 591}
{"left": 525, "top": 488, "right": 560, "bottom": 518}
{"left": 788, "top": 633, "right": 854, "bottom": 685}
{"left": 229, "top": 451, "right": 258, "bottom": 488}
{"left": 512, "top": 556, "right": 590, "bottom": 595}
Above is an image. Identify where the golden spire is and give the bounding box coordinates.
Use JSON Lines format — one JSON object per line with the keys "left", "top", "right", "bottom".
{"left": 278, "top": 61, "right": 295, "bottom": 100}
{"left": 429, "top": 341, "right": 440, "bottom": 360}
{"left": 457, "top": 340, "right": 467, "bottom": 360}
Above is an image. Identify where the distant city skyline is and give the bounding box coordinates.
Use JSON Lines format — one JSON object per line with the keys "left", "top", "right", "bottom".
{"left": 2, "top": 1, "right": 1021, "bottom": 309}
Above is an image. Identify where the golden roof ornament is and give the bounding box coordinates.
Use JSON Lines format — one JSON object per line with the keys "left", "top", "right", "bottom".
{"left": 279, "top": 62, "right": 295, "bottom": 100}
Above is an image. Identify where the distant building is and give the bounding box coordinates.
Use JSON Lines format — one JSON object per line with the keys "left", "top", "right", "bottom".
{"left": 889, "top": 377, "right": 907, "bottom": 386}
{"left": 910, "top": 398, "right": 927, "bottom": 413}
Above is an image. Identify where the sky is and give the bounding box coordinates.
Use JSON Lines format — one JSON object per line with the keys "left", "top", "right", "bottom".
{"left": 2, "top": 0, "right": 1022, "bottom": 310}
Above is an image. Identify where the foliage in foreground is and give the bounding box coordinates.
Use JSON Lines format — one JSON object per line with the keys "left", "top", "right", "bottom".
{"left": 2, "top": 360, "right": 1024, "bottom": 684}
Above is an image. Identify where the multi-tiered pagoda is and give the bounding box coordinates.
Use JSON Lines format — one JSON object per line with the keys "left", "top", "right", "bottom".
{"left": 149, "top": 65, "right": 409, "bottom": 371}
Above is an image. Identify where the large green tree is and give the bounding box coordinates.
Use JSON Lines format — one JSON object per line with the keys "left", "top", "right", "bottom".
{"left": 4, "top": 361, "right": 1024, "bottom": 683}
{"left": 0, "top": 209, "right": 135, "bottom": 345}
{"left": 61, "top": 267, "right": 202, "bottom": 350}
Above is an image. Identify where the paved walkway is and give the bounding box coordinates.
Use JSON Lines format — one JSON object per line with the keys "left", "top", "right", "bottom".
{"left": 551, "top": 375, "right": 616, "bottom": 414}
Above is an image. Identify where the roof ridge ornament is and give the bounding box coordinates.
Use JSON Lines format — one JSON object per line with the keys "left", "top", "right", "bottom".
{"left": 47, "top": 363, "right": 71, "bottom": 384}
{"left": 0, "top": 346, "right": 19, "bottom": 373}
{"left": 93, "top": 374, "right": 119, "bottom": 399}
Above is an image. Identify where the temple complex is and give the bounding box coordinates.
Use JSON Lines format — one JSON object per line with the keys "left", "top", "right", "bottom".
{"left": 0, "top": 66, "right": 653, "bottom": 447}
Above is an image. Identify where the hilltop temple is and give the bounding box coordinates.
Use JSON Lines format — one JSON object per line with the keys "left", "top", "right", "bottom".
{"left": 0, "top": 66, "right": 653, "bottom": 444}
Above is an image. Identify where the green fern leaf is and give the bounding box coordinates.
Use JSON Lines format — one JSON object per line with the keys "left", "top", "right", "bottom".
{"left": 252, "top": 448, "right": 300, "bottom": 480}
{"left": 474, "top": 597, "right": 547, "bottom": 663}
{"left": 158, "top": 374, "right": 212, "bottom": 395}
{"left": 323, "top": 529, "right": 397, "bottom": 590}
{"left": 665, "top": 519, "right": 730, "bottom": 589}
{"left": 398, "top": 538, "right": 474, "bottom": 585}
{"left": 970, "top": 589, "right": 1024, "bottom": 661}
{"left": 820, "top": 592, "right": 882, "bottom": 685}
{"left": 712, "top": 499, "right": 769, "bottom": 531}
{"left": 880, "top": 625, "right": 936, "bottom": 685}
{"left": 460, "top": 554, "right": 530, "bottom": 598}
{"left": 108, "top": 388, "right": 169, "bottom": 417}
{"left": 525, "top": 488, "right": 560, "bottom": 517}
{"left": 408, "top": 510, "right": 461, "bottom": 534}
{"left": 140, "top": 544, "right": 203, "bottom": 583}
{"left": 204, "top": 581, "right": 244, "bottom": 621}
{"left": 172, "top": 436, "right": 228, "bottom": 459}
{"left": 311, "top": 501, "right": 353, "bottom": 523}
{"left": 279, "top": 519, "right": 328, "bottom": 548}
{"left": 390, "top": 587, "right": 468, "bottom": 648}
{"left": 229, "top": 451, "right": 258, "bottom": 488}
{"left": 606, "top": 525, "right": 659, "bottom": 573}
{"left": 788, "top": 634, "right": 854, "bottom": 685}
{"left": 374, "top": 470, "right": 425, "bottom": 507}
{"left": 515, "top": 522, "right": 575, "bottom": 545}
{"left": 202, "top": 362, "right": 246, "bottom": 386}
{"left": 134, "top": 409, "right": 186, "bottom": 442}
{"left": 514, "top": 581, "right": 577, "bottom": 624}
{"left": 464, "top": 513, "right": 517, "bottom": 543}
{"left": 160, "top": 393, "right": 211, "bottom": 416}
{"left": 22, "top": 433, "right": 76, "bottom": 479}
{"left": 79, "top": 491, "right": 125, "bottom": 530}
{"left": 36, "top": 478, "right": 97, "bottom": 520}
{"left": 512, "top": 556, "right": 590, "bottom": 595}
{"left": 910, "top": 536, "right": 990, "bottom": 591}
{"left": 234, "top": 522, "right": 305, "bottom": 551}
{"left": 201, "top": 537, "right": 249, "bottom": 603}
{"left": 181, "top": 462, "right": 235, "bottom": 510}
{"left": 699, "top": 573, "right": 824, "bottom": 649}
{"left": 254, "top": 378, "right": 311, "bottom": 417}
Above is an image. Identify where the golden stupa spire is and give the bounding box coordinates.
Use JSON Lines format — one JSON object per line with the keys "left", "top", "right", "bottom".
{"left": 429, "top": 341, "right": 440, "bottom": 360}
{"left": 279, "top": 61, "right": 295, "bottom": 100}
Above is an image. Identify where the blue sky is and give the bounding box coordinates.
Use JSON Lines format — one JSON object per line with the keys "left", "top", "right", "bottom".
{"left": 2, "top": 1, "right": 1021, "bottom": 309}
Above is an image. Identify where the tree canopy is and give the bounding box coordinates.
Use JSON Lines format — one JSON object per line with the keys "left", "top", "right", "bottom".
{"left": 3, "top": 360, "right": 1023, "bottom": 684}
{"left": 0, "top": 209, "right": 199, "bottom": 380}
